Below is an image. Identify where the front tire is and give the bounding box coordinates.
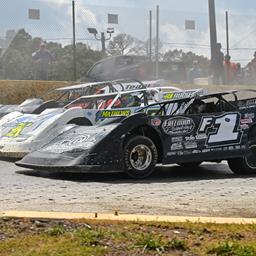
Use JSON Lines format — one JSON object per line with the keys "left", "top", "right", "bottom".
{"left": 123, "top": 135, "right": 158, "bottom": 179}
{"left": 228, "top": 141, "right": 256, "bottom": 175}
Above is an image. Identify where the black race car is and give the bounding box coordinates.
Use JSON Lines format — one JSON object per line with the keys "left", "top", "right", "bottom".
{"left": 16, "top": 89, "right": 256, "bottom": 179}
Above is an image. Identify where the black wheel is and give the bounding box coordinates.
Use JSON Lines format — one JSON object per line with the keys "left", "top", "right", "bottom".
{"left": 228, "top": 140, "right": 256, "bottom": 175}
{"left": 123, "top": 135, "right": 158, "bottom": 179}
{"left": 177, "top": 162, "right": 202, "bottom": 168}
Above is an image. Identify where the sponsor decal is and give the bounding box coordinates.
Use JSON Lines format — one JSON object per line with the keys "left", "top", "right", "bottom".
{"left": 163, "top": 93, "right": 174, "bottom": 100}
{"left": 192, "top": 150, "right": 201, "bottom": 154}
{"left": 171, "top": 91, "right": 200, "bottom": 99}
{"left": 171, "top": 136, "right": 183, "bottom": 143}
{"left": 244, "top": 113, "right": 255, "bottom": 119}
{"left": 240, "top": 124, "right": 249, "bottom": 130}
{"left": 246, "top": 99, "right": 256, "bottom": 106}
{"left": 125, "top": 84, "right": 145, "bottom": 90}
{"left": 167, "top": 152, "right": 177, "bottom": 156}
{"left": 171, "top": 143, "right": 183, "bottom": 150}
{"left": 151, "top": 118, "right": 161, "bottom": 127}
{"left": 210, "top": 147, "right": 223, "bottom": 152}
{"left": 184, "top": 141, "right": 197, "bottom": 149}
{"left": 43, "top": 135, "right": 95, "bottom": 153}
{"left": 4, "top": 122, "right": 32, "bottom": 137}
{"left": 100, "top": 109, "right": 131, "bottom": 118}
{"left": 162, "top": 117, "right": 195, "bottom": 135}
{"left": 196, "top": 134, "right": 207, "bottom": 140}
{"left": 240, "top": 118, "right": 253, "bottom": 124}
{"left": 185, "top": 135, "right": 196, "bottom": 141}
{"left": 57, "top": 135, "right": 92, "bottom": 147}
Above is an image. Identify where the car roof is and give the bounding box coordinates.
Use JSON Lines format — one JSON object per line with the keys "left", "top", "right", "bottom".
{"left": 141, "top": 89, "right": 256, "bottom": 109}
{"left": 55, "top": 81, "right": 115, "bottom": 92}
{"left": 70, "top": 86, "right": 183, "bottom": 100}
{"left": 55, "top": 79, "right": 164, "bottom": 92}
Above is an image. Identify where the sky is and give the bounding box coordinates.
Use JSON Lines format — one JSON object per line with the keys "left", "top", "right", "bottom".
{"left": 1, "top": 0, "right": 256, "bottom": 65}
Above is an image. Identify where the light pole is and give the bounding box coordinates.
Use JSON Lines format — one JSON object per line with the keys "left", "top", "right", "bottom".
{"left": 208, "top": 0, "right": 217, "bottom": 67}
{"left": 155, "top": 5, "right": 159, "bottom": 79}
{"left": 72, "top": 0, "right": 77, "bottom": 81}
{"left": 88, "top": 28, "right": 114, "bottom": 53}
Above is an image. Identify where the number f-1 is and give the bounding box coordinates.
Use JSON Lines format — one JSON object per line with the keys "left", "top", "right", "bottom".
{"left": 198, "top": 113, "right": 242, "bottom": 147}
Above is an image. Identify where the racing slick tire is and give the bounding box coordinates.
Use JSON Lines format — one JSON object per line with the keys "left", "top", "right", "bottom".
{"left": 123, "top": 135, "right": 158, "bottom": 179}
{"left": 228, "top": 140, "right": 256, "bottom": 175}
{"left": 177, "top": 162, "right": 202, "bottom": 168}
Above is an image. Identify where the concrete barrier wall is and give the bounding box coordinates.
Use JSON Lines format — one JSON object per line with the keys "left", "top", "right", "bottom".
{"left": 0, "top": 80, "right": 72, "bottom": 104}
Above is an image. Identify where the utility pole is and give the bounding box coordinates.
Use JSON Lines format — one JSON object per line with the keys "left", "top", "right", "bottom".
{"left": 155, "top": 5, "right": 159, "bottom": 79}
{"left": 208, "top": 0, "right": 218, "bottom": 83}
{"left": 208, "top": 0, "right": 217, "bottom": 61}
{"left": 72, "top": 0, "right": 77, "bottom": 81}
{"left": 226, "top": 11, "right": 230, "bottom": 57}
{"left": 149, "top": 10, "right": 152, "bottom": 61}
{"left": 101, "top": 32, "right": 106, "bottom": 52}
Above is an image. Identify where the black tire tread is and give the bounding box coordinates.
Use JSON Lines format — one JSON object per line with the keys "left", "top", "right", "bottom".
{"left": 123, "top": 135, "right": 158, "bottom": 179}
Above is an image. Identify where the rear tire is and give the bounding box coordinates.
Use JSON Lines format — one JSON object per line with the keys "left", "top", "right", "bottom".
{"left": 228, "top": 140, "right": 256, "bottom": 175}
{"left": 123, "top": 135, "right": 158, "bottom": 179}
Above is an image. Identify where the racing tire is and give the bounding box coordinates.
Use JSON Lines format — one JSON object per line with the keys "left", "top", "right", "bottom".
{"left": 123, "top": 135, "right": 158, "bottom": 179}
{"left": 177, "top": 162, "right": 202, "bottom": 168}
{"left": 228, "top": 140, "right": 256, "bottom": 175}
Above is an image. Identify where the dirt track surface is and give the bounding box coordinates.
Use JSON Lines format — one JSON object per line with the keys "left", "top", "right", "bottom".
{"left": 1, "top": 160, "right": 256, "bottom": 218}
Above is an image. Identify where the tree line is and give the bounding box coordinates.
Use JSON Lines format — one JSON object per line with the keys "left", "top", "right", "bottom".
{"left": 0, "top": 29, "right": 210, "bottom": 81}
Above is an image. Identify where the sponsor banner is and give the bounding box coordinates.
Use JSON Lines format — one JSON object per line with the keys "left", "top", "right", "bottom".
{"left": 162, "top": 117, "right": 195, "bottom": 135}
{"left": 100, "top": 109, "right": 131, "bottom": 118}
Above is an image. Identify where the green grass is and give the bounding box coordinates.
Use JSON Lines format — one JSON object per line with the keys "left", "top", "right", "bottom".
{"left": 1, "top": 218, "right": 256, "bottom": 255}
{"left": 208, "top": 241, "right": 256, "bottom": 256}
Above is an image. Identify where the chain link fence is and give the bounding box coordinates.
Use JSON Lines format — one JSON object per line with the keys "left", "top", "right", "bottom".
{"left": 0, "top": 0, "right": 256, "bottom": 82}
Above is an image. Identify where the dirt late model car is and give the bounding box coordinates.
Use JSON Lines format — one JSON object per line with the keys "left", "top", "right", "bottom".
{"left": 16, "top": 89, "right": 256, "bottom": 178}
{"left": 25, "top": 89, "right": 256, "bottom": 180}
{"left": 0, "top": 87, "right": 202, "bottom": 159}
{"left": 0, "top": 79, "right": 162, "bottom": 119}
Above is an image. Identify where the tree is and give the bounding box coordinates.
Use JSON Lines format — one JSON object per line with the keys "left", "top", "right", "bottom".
{"left": 163, "top": 49, "right": 210, "bottom": 76}
{"left": 108, "top": 33, "right": 135, "bottom": 55}
{"left": 0, "top": 29, "right": 105, "bottom": 81}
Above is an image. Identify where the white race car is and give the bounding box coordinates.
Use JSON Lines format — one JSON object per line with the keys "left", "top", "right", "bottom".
{"left": 0, "top": 86, "right": 205, "bottom": 159}
{"left": 0, "top": 79, "right": 164, "bottom": 118}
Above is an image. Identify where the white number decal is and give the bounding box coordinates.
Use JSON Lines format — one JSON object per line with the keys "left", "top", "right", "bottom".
{"left": 199, "top": 113, "right": 242, "bottom": 147}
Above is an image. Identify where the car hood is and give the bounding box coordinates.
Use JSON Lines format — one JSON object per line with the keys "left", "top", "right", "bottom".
{"left": 0, "top": 108, "right": 63, "bottom": 143}
{"left": 16, "top": 123, "right": 121, "bottom": 168}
